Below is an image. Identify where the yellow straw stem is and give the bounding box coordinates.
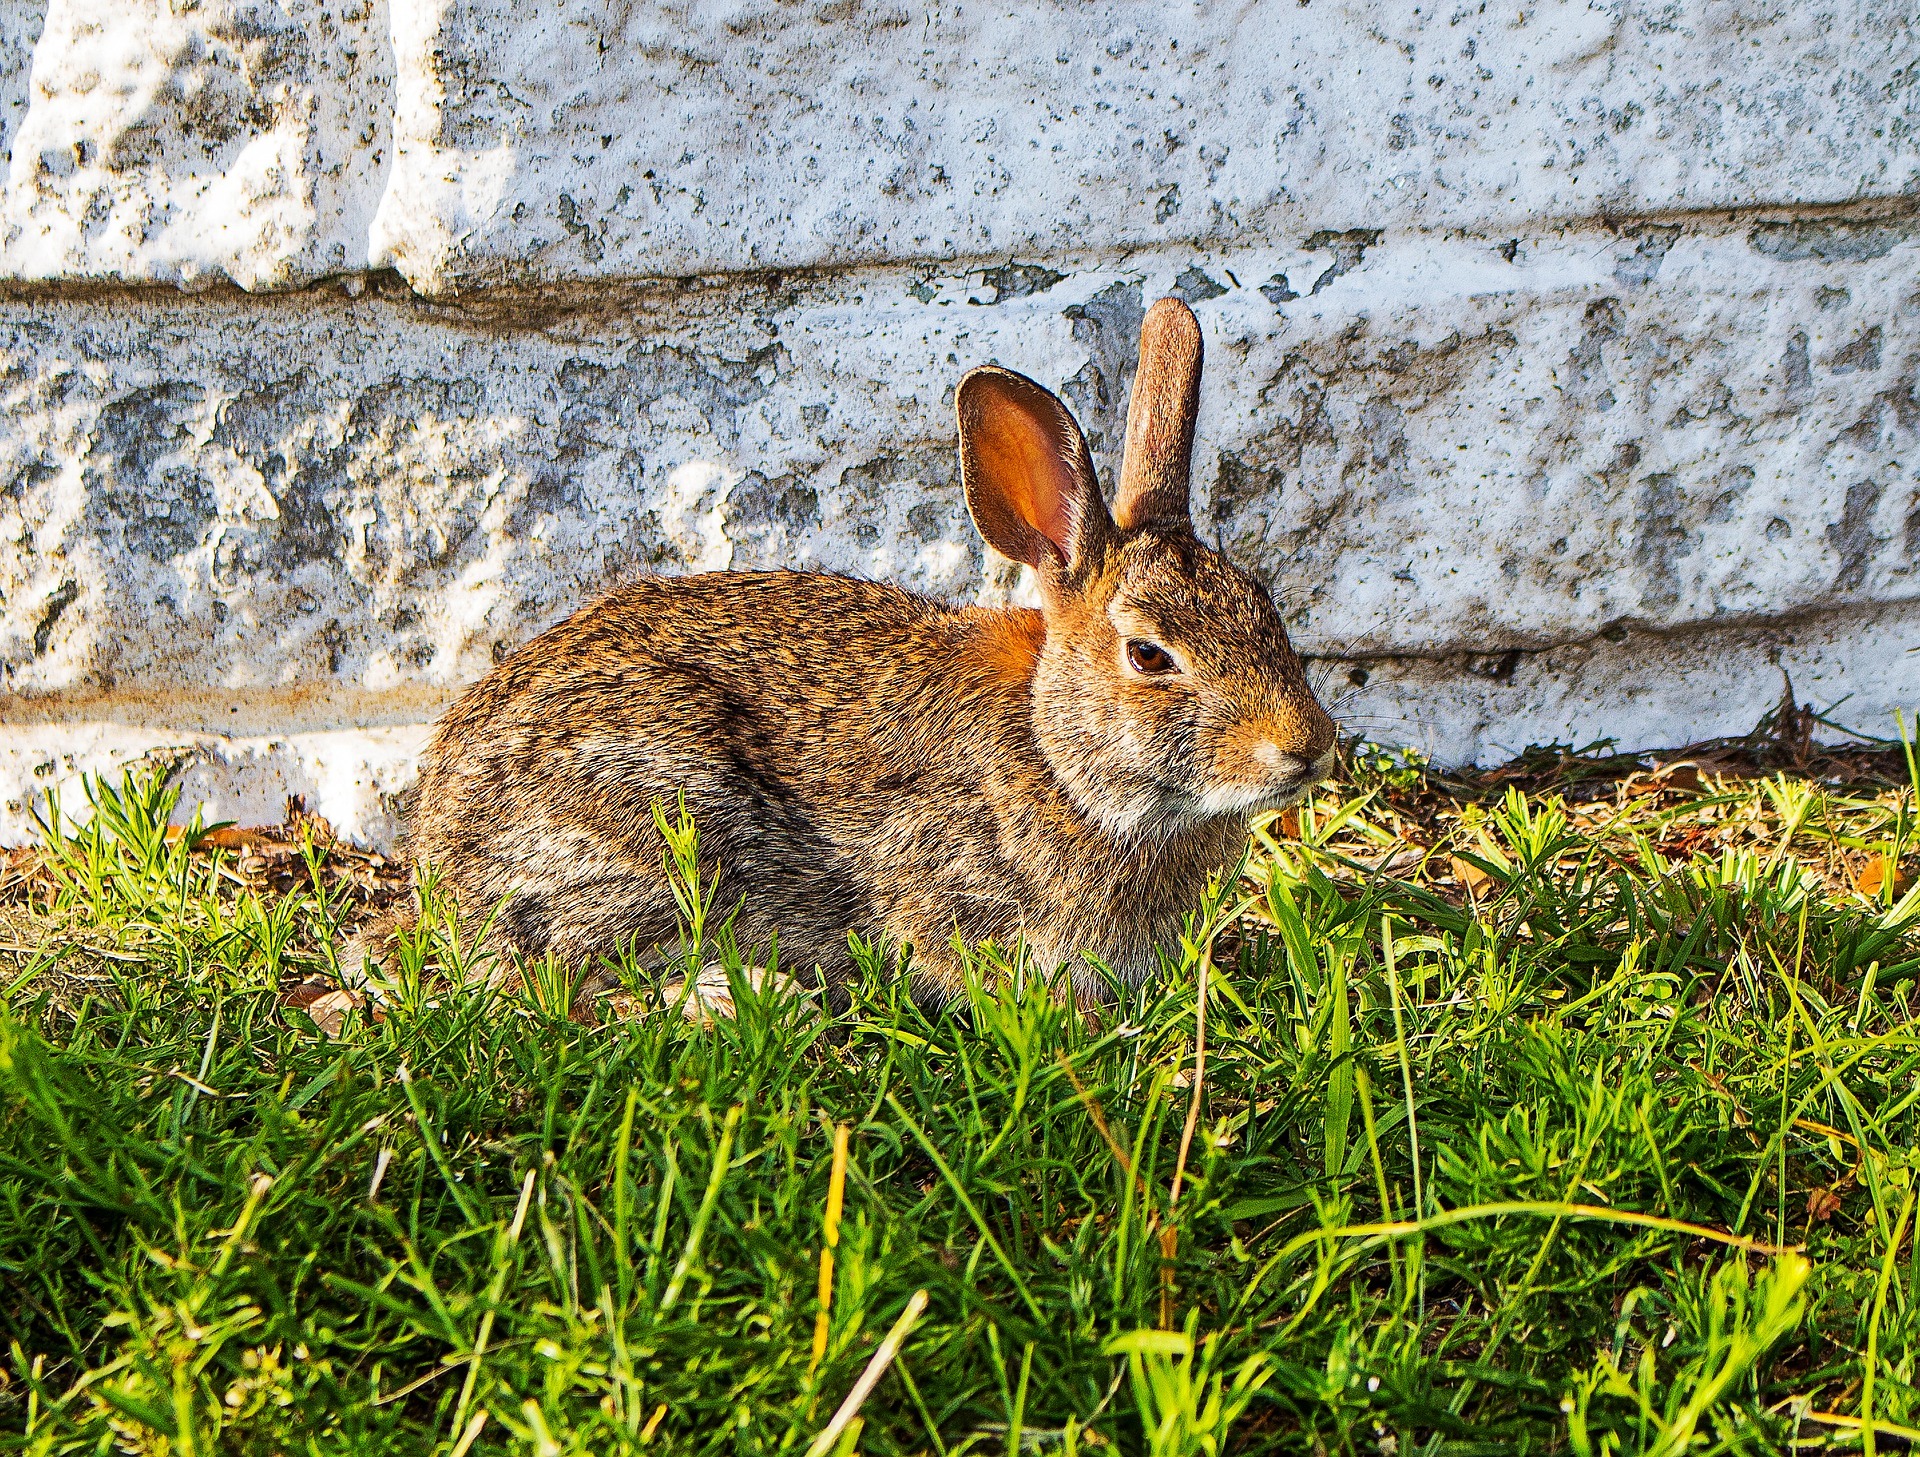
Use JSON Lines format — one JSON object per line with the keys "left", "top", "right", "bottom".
{"left": 811, "top": 1123, "right": 851, "bottom": 1369}
{"left": 639, "top": 1402, "right": 668, "bottom": 1442}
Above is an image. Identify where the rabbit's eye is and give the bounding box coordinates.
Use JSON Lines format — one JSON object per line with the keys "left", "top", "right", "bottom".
{"left": 1126, "top": 640, "right": 1177, "bottom": 676}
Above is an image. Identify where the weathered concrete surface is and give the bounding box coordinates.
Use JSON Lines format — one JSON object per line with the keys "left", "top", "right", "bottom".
{"left": 5, "top": 2, "right": 1915, "bottom": 295}
{"left": 0, "top": 0, "right": 391, "bottom": 290}
{"left": 371, "top": 0, "right": 1920, "bottom": 295}
{"left": 1337, "top": 601, "right": 1920, "bottom": 764}
{"left": 0, "top": 1, "right": 45, "bottom": 179}
{"left": 6, "top": 226, "right": 1917, "bottom": 689}
{"left": 0, "top": 0, "right": 1916, "bottom": 844}
{"left": 5, "top": 215, "right": 1919, "bottom": 841}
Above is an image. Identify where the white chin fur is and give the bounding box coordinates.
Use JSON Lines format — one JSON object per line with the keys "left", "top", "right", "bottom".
{"left": 1193, "top": 780, "right": 1311, "bottom": 818}
{"left": 1095, "top": 781, "right": 1309, "bottom": 840}
{"left": 1081, "top": 773, "right": 1321, "bottom": 841}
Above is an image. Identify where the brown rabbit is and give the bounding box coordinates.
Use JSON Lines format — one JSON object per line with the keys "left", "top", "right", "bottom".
{"left": 370, "top": 298, "right": 1337, "bottom": 1006}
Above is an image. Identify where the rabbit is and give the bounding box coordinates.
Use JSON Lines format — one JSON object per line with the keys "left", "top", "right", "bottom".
{"left": 356, "top": 297, "right": 1338, "bottom": 1009}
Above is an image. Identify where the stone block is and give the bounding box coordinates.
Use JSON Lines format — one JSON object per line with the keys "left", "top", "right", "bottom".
{"left": 0, "top": 0, "right": 391, "bottom": 290}
{"left": 1338, "top": 602, "right": 1920, "bottom": 765}
{"left": 2, "top": 718, "right": 426, "bottom": 846}
{"left": 4, "top": 217, "right": 1917, "bottom": 841}
{"left": 370, "top": 0, "right": 1920, "bottom": 294}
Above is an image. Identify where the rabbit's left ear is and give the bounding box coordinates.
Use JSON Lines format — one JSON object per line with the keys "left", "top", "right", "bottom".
{"left": 957, "top": 366, "right": 1112, "bottom": 579}
{"left": 1112, "top": 297, "right": 1202, "bottom": 532}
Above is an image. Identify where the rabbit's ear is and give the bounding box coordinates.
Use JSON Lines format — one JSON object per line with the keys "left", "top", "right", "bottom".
{"left": 1113, "top": 297, "right": 1202, "bottom": 532}
{"left": 957, "top": 366, "right": 1111, "bottom": 577}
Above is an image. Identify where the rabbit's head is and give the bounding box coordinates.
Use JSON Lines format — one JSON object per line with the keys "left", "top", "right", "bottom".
{"left": 958, "top": 297, "right": 1337, "bottom": 839}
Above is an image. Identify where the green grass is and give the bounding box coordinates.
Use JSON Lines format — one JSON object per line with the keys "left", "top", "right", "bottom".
{"left": 1, "top": 737, "right": 1918, "bottom": 1455}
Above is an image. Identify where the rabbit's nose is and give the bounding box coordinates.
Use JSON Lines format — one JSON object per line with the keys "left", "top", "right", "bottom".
{"left": 1299, "top": 700, "right": 1339, "bottom": 762}
{"left": 1261, "top": 697, "right": 1338, "bottom": 766}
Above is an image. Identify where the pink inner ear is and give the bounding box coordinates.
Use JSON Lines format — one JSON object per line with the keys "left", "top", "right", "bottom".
{"left": 983, "top": 391, "right": 1077, "bottom": 551}
{"left": 1026, "top": 445, "right": 1077, "bottom": 551}
{"left": 959, "top": 369, "right": 1095, "bottom": 567}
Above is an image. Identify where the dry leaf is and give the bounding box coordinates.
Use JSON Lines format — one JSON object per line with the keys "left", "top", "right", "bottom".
{"left": 1373, "top": 846, "right": 1427, "bottom": 876}
{"left": 1856, "top": 855, "right": 1911, "bottom": 899}
{"left": 1805, "top": 1186, "right": 1845, "bottom": 1222}
{"left": 1449, "top": 855, "right": 1492, "bottom": 895}
{"left": 280, "top": 979, "right": 335, "bottom": 1010}
{"left": 601, "top": 987, "right": 648, "bottom": 1022}
{"left": 1659, "top": 765, "right": 1704, "bottom": 793}
{"left": 196, "top": 825, "right": 259, "bottom": 851}
{"left": 285, "top": 794, "right": 339, "bottom": 848}
{"left": 305, "top": 989, "right": 363, "bottom": 1037}
{"left": 281, "top": 980, "right": 363, "bottom": 1037}
{"left": 196, "top": 825, "right": 299, "bottom": 857}
{"left": 1278, "top": 809, "right": 1301, "bottom": 839}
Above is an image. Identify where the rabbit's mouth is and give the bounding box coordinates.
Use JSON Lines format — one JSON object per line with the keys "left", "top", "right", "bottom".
{"left": 1062, "top": 748, "right": 1336, "bottom": 840}
{"left": 1192, "top": 778, "right": 1314, "bottom": 819}
{"left": 1190, "top": 746, "right": 1338, "bottom": 820}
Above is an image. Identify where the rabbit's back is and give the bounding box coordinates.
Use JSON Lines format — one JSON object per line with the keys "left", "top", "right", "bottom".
{"left": 407, "top": 570, "right": 1059, "bottom": 984}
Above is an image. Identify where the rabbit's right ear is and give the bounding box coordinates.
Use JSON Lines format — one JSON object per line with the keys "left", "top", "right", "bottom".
{"left": 1112, "top": 297, "right": 1202, "bottom": 532}
{"left": 957, "top": 366, "right": 1111, "bottom": 580}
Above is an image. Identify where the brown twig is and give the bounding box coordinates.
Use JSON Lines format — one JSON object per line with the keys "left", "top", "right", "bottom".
{"left": 1168, "top": 937, "right": 1211, "bottom": 1213}
{"left": 1058, "top": 1053, "right": 1134, "bottom": 1179}
{"left": 1161, "top": 922, "right": 1219, "bottom": 1327}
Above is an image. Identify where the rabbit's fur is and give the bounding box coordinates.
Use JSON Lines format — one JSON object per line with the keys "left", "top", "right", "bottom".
{"left": 372, "top": 299, "right": 1336, "bottom": 1006}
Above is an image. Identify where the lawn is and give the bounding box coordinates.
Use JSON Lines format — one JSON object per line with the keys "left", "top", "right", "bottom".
{"left": 1, "top": 720, "right": 1916, "bottom": 1455}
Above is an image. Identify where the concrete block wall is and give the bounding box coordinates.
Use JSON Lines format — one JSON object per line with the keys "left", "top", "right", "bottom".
{"left": 2, "top": 0, "right": 1917, "bottom": 844}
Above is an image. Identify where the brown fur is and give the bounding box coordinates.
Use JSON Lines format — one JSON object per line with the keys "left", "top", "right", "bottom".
{"left": 374, "top": 298, "right": 1337, "bottom": 1005}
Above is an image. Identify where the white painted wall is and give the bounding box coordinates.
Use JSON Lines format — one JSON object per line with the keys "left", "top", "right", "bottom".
{"left": 2, "top": 1, "right": 1916, "bottom": 842}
